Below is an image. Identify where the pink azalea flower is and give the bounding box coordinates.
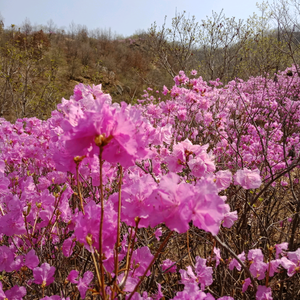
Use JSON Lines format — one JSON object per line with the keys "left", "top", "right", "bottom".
{"left": 0, "top": 283, "right": 5, "bottom": 299}
{"left": 222, "top": 204, "right": 238, "bottom": 228}
{"left": 229, "top": 251, "right": 245, "bottom": 271}
{"left": 189, "top": 179, "right": 226, "bottom": 236}
{"left": 242, "top": 278, "right": 252, "bottom": 293}
{"left": 281, "top": 249, "right": 300, "bottom": 276}
{"left": 67, "top": 270, "right": 79, "bottom": 284}
{"left": 180, "top": 256, "right": 213, "bottom": 291}
{"left": 215, "top": 170, "right": 232, "bottom": 190}
{"left": 24, "top": 249, "right": 39, "bottom": 270}
{"left": 161, "top": 259, "right": 177, "bottom": 273}
{"left": 256, "top": 285, "right": 273, "bottom": 300}
{"left": 154, "top": 228, "right": 162, "bottom": 241}
{"left": 234, "top": 168, "right": 262, "bottom": 189}
{"left": 131, "top": 247, "right": 154, "bottom": 277}
{"left": 77, "top": 271, "right": 93, "bottom": 299}
{"left": 213, "top": 247, "right": 221, "bottom": 267}
{"left": 3, "top": 285, "right": 26, "bottom": 300}
{"left": 0, "top": 245, "right": 14, "bottom": 272}
{"left": 172, "top": 282, "right": 207, "bottom": 300}
{"left": 148, "top": 173, "right": 194, "bottom": 233}
{"left": 33, "top": 263, "right": 55, "bottom": 287}
{"left": 274, "top": 242, "right": 288, "bottom": 258}
{"left": 188, "top": 156, "right": 207, "bottom": 177}
{"left": 268, "top": 259, "right": 282, "bottom": 277}
{"left": 62, "top": 237, "right": 75, "bottom": 258}
{"left": 63, "top": 101, "right": 147, "bottom": 168}
{"left": 250, "top": 260, "right": 268, "bottom": 280}
{"left": 248, "top": 249, "right": 264, "bottom": 262}
{"left": 194, "top": 257, "right": 213, "bottom": 290}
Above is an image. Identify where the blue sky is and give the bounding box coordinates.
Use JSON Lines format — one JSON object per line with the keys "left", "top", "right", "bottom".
{"left": 0, "top": 0, "right": 263, "bottom": 37}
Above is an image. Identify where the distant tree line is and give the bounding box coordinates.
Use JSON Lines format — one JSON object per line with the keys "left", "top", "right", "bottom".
{"left": 0, "top": 0, "right": 299, "bottom": 121}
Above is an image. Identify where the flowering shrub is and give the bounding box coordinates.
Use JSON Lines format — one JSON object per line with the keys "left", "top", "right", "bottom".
{"left": 1, "top": 67, "right": 300, "bottom": 299}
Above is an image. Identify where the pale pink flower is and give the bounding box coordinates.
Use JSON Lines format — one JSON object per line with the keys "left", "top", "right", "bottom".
{"left": 234, "top": 168, "right": 262, "bottom": 189}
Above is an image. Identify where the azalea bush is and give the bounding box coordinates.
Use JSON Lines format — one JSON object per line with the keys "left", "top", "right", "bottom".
{"left": 1, "top": 67, "right": 300, "bottom": 299}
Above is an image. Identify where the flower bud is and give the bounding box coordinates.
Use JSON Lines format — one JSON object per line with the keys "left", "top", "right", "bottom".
{"left": 86, "top": 234, "right": 93, "bottom": 246}
{"left": 73, "top": 155, "right": 86, "bottom": 163}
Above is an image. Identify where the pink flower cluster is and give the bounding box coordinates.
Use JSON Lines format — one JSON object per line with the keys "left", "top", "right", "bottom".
{"left": 1, "top": 66, "right": 300, "bottom": 299}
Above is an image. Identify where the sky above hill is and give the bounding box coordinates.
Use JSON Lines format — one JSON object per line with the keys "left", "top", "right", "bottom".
{"left": 0, "top": 0, "right": 263, "bottom": 37}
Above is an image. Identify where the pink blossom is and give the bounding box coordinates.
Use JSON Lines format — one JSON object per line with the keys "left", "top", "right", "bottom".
{"left": 131, "top": 247, "right": 154, "bottom": 277}
{"left": 148, "top": 173, "right": 193, "bottom": 233}
{"left": 222, "top": 204, "right": 238, "bottom": 228}
{"left": 3, "top": 285, "right": 26, "bottom": 300}
{"left": 250, "top": 260, "right": 268, "bottom": 280}
{"left": 213, "top": 247, "right": 221, "bottom": 267}
{"left": 274, "top": 242, "right": 288, "bottom": 259}
{"left": 154, "top": 228, "right": 162, "bottom": 241}
{"left": 234, "top": 169, "right": 262, "bottom": 189}
{"left": 67, "top": 270, "right": 79, "bottom": 283}
{"left": 172, "top": 282, "right": 207, "bottom": 299}
{"left": 189, "top": 179, "right": 226, "bottom": 235}
{"left": 256, "top": 285, "right": 273, "bottom": 300}
{"left": 33, "top": 263, "right": 55, "bottom": 286}
{"left": 215, "top": 170, "right": 232, "bottom": 190}
{"left": 77, "top": 271, "right": 94, "bottom": 299}
{"left": 161, "top": 259, "right": 177, "bottom": 273}
{"left": 24, "top": 249, "right": 39, "bottom": 270}
{"left": 229, "top": 251, "right": 245, "bottom": 271}
{"left": 62, "top": 237, "right": 75, "bottom": 258}
{"left": 180, "top": 256, "right": 213, "bottom": 291}
{"left": 0, "top": 282, "right": 6, "bottom": 300}
{"left": 242, "top": 278, "right": 252, "bottom": 292}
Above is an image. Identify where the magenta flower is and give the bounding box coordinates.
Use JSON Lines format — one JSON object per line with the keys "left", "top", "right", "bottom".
{"left": 63, "top": 101, "right": 147, "bottom": 168}
{"left": 281, "top": 249, "right": 300, "bottom": 276}
{"left": 67, "top": 270, "right": 79, "bottom": 283}
{"left": 234, "top": 168, "right": 262, "bottom": 189}
{"left": 131, "top": 247, "right": 154, "bottom": 277}
{"left": 229, "top": 251, "right": 245, "bottom": 271}
{"left": 62, "top": 237, "right": 75, "bottom": 258}
{"left": 161, "top": 259, "right": 177, "bottom": 273}
{"left": 242, "top": 278, "right": 252, "bottom": 293}
{"left": 3, "top": 285, "right": 26, "bottom": 300}
{"left": 180, "top": 257, "right": 213, "bottom": 291}
{"left": 256, "top": 285, "right": 273, "bottom": 300}
{"left": 66, "top": 270, "right": 93, "bottom": 298}
{"left": 33, "top": 263, "right": 55, "bottom": 287}
{"left": 274, "top": 242, "right": 288, "bottom": 259}
{"left": 222, "top": 205, "right": 238, "bottom": 228}
{"left": 215, "top": 170, "right": 232, "bottom": 190}
{"left": 213, "top": 247, "right": 221, "bottom": 267}
{"left": 250, "top": 260, "right": 268, "bottom": 280}
{"left": 268, "top": 259, "right": 282, "bottom": 277}
{"left": 189, "top": 179, "right": 226, "bottom": 236}
{"left": 194, "top": 257, "right": 213, "bottom": 290}
{"left": 0, "top": 282, "right": 6, "bottom": 300}
{"left": 77, "top": 271, "right": 93, "bottom": 299}
{"left": 154, "top": 228, "right": 162, "bottom": 241}
{"left": 172, "top": 282, "right": 207, "bottom": 299}
{"left": 0, "top": 245, "right": 14, "bottom": 272}
{"left": 24, "top": 249, "right": 39, "bottom": 270}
